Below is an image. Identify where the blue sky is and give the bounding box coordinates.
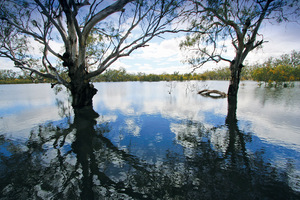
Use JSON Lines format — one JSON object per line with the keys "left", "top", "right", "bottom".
{"left": 109, "top": 21, "right": 300, "bottom": 74}
{"left": 1, "top": 2, "right": 300, "bottom": 75}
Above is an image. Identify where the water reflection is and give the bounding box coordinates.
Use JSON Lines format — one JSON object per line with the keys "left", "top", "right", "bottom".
{"left": 0, "top": 82, "right": 300, "bottom": 199}
{"left": 1, "top": 103, "right": 299, "bottom": 199}
{"left": 238, "top": 82, "right": 300, "bottom": 151}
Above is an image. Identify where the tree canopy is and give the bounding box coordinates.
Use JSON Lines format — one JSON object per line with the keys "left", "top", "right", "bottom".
{"left": 180, "top": 0, "right": 300, "bottom": 97}
{"left": 0, "top": 0, "right": 188, "bottom": 108}
{"left": 181, "top": 0, "right": 299, "bottom": 68}
{"left": 0, "top": 0, "right": 299, "bottom": 108}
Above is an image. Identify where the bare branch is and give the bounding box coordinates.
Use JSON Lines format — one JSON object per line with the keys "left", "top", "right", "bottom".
{"left": 0, "top": 0, "right": 192, "bottom": 107}
{"left": 85, "top": 0, "right": 190, "bottom": 79}
{"left": 182, "top": 0, "right": 299, "bottom": 72}
{"left": 82, "top": 0, "right": 134, "bottom": 41}
{"left": 34, "top": 0, "right": 68, "bottom": 48}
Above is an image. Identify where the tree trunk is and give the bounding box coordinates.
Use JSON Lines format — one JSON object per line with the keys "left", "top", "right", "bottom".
{"left": 227, "top": 59, "right": 243, "bottom": 125}
{"left": 226, "top": 94, "right": 238, "bottom": 124}
{"left": 70, "top": 81, "right": 97, "bottom": 109}
{"left": 68, "top": 66, "right": 98, "bottom": 109}
{"left": 227, "top": 60, "right": 243, "bottom": 98}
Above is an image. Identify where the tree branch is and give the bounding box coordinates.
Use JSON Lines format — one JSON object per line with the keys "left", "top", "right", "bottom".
{"left": 34, "top": 0, "right": 69, "bottom": 48}
{"left": 84, "top": 0, "right": 188, "bottom": 80}
{"left": 82, "top": 0, "right": 134, "bottom": 42}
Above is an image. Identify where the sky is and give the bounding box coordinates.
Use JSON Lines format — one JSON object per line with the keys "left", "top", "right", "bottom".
{"left": 109, "top": 21, "right": 300, "bottom": 74}
{"left": 1, "top": 2, "right": 300, "bottom": 75}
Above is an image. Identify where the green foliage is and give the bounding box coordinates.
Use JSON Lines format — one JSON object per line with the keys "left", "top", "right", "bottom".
{"left": 92, "top": 68, "right": 203, "bottom": 82}
{"left": 252, "top": 65, "right": 300, "bottom": 87}
{"left": 251, "top": 51, "right": 300, "bottom": 87}
{"left": 2, "top": 51, "right": 300, "bottom": 85}
{"left": 0, "top": 69, "right": 50, "bottom": 84}
{"left": 180, "top": 0, "right": 299, "bottom": 75}
{"left": 91, "top": 67, "right": 238, "bottom": 82}
{"left": 0, "top": 70, "right": 17, "bottom": 80}
{"left": 199, "top": 68, "right": 231, "bottom": 80}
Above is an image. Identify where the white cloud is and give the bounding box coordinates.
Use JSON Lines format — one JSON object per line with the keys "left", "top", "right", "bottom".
{"left": 48, "top": 40, "right": 65, "bottom": 54}
{"left": 2, "top": 19, "right": 298, "bottom": 75}
{"left": 110, "top": 59, "right": 133, "bottom": 70}
{"left": 0, "top": 58, "right": 17, "bottom": 71}
{"left": 0, "top": 38, "right": 64, "bottom": 71}
{"left": 180, "top": 21, "right": 300, "bottom": 72}
{"left": 102, "top": 35, "right": 189, "bottom": 74}
{"left": 135, "top": 37, "right": 184, "bottom": 60}
{"left": 138, "top": 64, "right": 153, "bottom": 71}
{"left": 245, "top": 22, "right": 300, "bottom": 64}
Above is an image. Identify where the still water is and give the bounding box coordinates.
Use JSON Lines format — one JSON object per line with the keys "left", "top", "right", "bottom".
{"left": 0, "top": 81, "right": 299, "bottom": 199}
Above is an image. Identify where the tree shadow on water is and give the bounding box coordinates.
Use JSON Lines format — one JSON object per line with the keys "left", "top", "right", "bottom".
{"left": 167, "top": 97, "right": 299, "bottom": 199}
{"left": 221, "top": 97, "right": 299, "bottom": 199}
{"left": 0, "top": 100, "right": 299, "bottom": 199}
{"left": 0, "top": 105, "right": 153, "bottom": 199}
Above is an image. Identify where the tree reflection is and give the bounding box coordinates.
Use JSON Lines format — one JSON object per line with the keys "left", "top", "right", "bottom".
{"left": 225, "top": 96, "right": 251, "bottom": 171}
{"left": 0, "top": 106, "right": 149, "bottom": 199}
{"left": 169, "top": 98, "right": 299, "bottom": 199}
{"left": 0, "top": 102, "right": 299, "bottom": 199}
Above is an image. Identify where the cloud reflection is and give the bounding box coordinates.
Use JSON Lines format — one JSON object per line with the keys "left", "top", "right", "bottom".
{"left": 93, "top": 81, "right": 300, "bottom": 152}
{"left": 1, "top": 81, "right": 300, "bottom": 197}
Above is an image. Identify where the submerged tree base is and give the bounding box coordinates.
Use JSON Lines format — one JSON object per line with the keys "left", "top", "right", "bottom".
{"left": 73, "top": 106, "right": 100, "bottom": 119}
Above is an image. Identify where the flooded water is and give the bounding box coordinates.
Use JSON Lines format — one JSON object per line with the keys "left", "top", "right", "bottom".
{"left": 0, "top": 81, "right": 300, "bottom": 199}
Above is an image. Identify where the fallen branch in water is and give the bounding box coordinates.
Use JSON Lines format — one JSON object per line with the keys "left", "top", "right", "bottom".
{"left": 197, "top": 89, "right": 227, "bottom": 98}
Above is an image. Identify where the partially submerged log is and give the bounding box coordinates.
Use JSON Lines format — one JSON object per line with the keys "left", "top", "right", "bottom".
{"left": 198, "top": 89, "right": 227, "bottom": 98}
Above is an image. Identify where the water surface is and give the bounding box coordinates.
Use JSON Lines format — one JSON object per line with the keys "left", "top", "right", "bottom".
{"left": 0, "top": 81, "right": 299, "bottom": 199}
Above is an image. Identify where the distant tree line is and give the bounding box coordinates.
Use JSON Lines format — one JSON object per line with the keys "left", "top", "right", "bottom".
{"left": 91, "top": 67, "right": 254, "bottom": 82}
{"left": 0, "top": 69, "right": 53, "bottom": 84}
{"left": 0, "top": 70, "right": 32, "bottom": 84}
{"left": 91, "top": 68, "right": 204, "bottom": 82}
{"left": 1, "top": 51, "right": 299, "bottom": 86}
{"left": 91, "top": 50, "right": 300, "bottom": 86}
{"left": 251, "top": 51, "right": 300, "bottom": 87}
{"left": 192, "top": 51, "right": 300, "bottom": 86}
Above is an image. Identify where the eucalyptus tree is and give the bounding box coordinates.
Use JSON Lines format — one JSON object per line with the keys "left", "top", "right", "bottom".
{"left": 180, "top": 0, "right": 299, "bottom": 99}
{"left": 0, "top": 0, "right": 187, "bottom": 109}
